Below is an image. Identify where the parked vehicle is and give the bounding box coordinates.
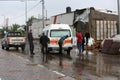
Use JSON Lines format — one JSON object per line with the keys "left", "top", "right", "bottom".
{"left": 1, "top": 32, "right": 26, "bottom": 51}
{"left": 101, "top": 34, "right": 120, "bottom": 54}
{"left": 42, "top": 24, "right": 73, "bottom": 54}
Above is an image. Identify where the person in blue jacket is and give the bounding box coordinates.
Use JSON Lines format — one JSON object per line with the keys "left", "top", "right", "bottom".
{"left": 58, "top": 35, "right": 68, "bottom": 54}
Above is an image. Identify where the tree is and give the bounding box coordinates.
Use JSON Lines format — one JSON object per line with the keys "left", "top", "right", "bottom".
{"left": 0, "top": 27, "right": 6, "bottom": 37}
{"left": 26, "top": 16, "right": 36, "bottom": 29}
{"left": 11, "top": 24, "right": 20, "bottom": 32}
{"left": 10, "top": 24, "right": 25, "bottom": 36}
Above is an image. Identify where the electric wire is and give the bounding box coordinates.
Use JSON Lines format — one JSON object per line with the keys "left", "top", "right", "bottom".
{"left": 11, "top": 0, "right": 41, "bottom": 21}
{"left": 0, "top": 0, "right": 41, "bottom": 26}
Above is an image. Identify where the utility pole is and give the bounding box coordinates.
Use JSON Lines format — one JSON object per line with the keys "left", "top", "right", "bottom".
{"left": 118, "top": 0, "right": 120, "bottom": 34}
{"left": 42, "top": 0, "right": 45, "bottom": 29}
{"left": 25, "top": 0, "right": 29, "bottom": 54}
{"left": 2, "top": 15, "right": 5, "bottom": 28}
{"left": 25, "top": 0, "right": 27, "bottom": 26}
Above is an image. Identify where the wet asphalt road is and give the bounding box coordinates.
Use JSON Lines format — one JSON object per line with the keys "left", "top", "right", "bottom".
{"left": 0, "top": 43, "right": 75, "bottom": 80}
{"left": 0, "top": 40, "right": 120, "bottom": 80}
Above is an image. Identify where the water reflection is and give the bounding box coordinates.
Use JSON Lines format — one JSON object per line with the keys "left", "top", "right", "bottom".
{"left": 82, "top": 50, "right": 89, "bottom": 61}
{"left": 96, "top": 53, "right": 105, "bottom": 76}
{"left": 28, "top": 46, "right": 120, "bottom": 80}
{"left": 42, "top": 53, "right": 48, "bottom": 63}
{"left": 73, "top": 57, "right": 85, "bottom": 76}
{"left": 96, "top": 53, "right": 120, "bottom": 77}
{"left": 72, "top": 50, "right": 90, "bottom": 76}
{"left": 59, "top": 54, "right": 63, "bottom": 67}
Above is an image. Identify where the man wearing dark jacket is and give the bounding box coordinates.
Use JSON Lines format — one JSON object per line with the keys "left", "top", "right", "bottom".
{"left": 28, "top": 30, "right": 34, "bottom": 56}
{"left": 85, "top": 31, "right": 90, "bottom": 46}
{"left": 39, "top": 33, "right": 50, "bottom": 54}
{"left": 82, "top": 35, "right": 85, "bottom": 52}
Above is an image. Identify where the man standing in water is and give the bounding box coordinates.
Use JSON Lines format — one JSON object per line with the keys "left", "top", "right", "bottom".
{"left": 39, "top": 33, "right": 50, "bottom": 62}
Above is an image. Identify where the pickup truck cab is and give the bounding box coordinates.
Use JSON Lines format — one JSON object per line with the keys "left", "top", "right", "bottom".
{"left": 1, "top": 32, "right": 26, "bottom": 51}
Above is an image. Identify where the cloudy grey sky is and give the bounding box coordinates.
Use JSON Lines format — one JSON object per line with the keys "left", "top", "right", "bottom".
{"left": 0, "top": 0, "right": 118, "bottom": 26}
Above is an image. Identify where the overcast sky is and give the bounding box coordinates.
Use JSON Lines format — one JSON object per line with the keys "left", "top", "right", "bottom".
{"left": 0, "top": 0, "right": 118, "bottom": 26}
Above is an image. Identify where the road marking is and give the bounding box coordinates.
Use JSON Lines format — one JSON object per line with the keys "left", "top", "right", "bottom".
{"left": 10, "top": 52, "right": 67, "bottom": 78}
{"left": 37, "top": 64, "right": 44, "bottom": 68}
{"left": 53, "top": 71, "right": 65, "bottom": 77}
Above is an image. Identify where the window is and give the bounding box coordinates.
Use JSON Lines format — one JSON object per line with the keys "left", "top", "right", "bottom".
{"left": 7, "top": 32, "right": 22, "bottom": 37}
{"left": 50, "top": 29, "right": 71, "bottom": 37}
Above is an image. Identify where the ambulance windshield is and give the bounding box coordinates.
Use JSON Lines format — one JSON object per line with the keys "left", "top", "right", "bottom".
{"left": 50, "top": 29, "right": 71, "bottom": 37}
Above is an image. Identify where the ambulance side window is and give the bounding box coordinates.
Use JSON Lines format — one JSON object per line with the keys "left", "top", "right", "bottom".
{"left": 46, "top": 30, "right": 49, "bottom": 37}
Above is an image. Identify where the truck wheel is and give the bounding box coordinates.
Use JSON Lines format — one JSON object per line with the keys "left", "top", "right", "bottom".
{"left": 47, "top": 50, "right": 50, "bottom": 54}
{"left": 6, "top": 46, "right": 9, "bottom": 50}
{"left": 2, "top": 45, "right": 4, "bottom": 49}
{"left": 16, "top": 47, "right": 19, "bottom": 50}
{"left": 21, "top": 46, "right": 25, "bottom": 51}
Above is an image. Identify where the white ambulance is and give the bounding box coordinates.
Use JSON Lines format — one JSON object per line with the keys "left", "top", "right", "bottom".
{"left": 42, "top": 24, "right": 73, "bottom": 54}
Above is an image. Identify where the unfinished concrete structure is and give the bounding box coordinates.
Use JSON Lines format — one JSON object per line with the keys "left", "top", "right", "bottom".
{"left": 74, "top": 7, "right": 118, "bottom": 41}
{"left": 51, "top": 7, "right": 118, "bottom": 42}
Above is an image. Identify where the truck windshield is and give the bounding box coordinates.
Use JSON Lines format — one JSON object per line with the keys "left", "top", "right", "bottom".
{"left": 50, "top": 29, "right": 71, "bottom": 37}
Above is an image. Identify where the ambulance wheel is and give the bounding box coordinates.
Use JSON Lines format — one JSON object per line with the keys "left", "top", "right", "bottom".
{"left": 6, "top": 46, "right": 9, "bottom": 51}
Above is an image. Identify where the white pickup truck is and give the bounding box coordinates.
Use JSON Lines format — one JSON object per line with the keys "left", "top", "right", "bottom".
{"left": 1, "top": 32, "right": 26, "bottom": 51}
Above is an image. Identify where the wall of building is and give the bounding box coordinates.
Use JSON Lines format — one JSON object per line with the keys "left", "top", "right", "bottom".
{"left": 73, "top": 8, "right": 118, "bottom": 41}
{"left": 31, "top": 7, "right": 118, "bottom": 41}
{"left": 90, "top": 9, "right": 118, "bottom": 41}
{"left": 31, "top": 19, "right": 50, "bottom": 39}
{"left": 50, "top": 12, "right": 74, "bottom": 25}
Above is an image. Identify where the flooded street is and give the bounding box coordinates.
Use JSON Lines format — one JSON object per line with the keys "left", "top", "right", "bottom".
{"left": 0, "top": 0, "right": 119, "bottom": 79}
{"left": 31, "top": 42, "right": 120, "bottom": 80}
{"left": 0, "top": 41, "right": 120, "bottom": 80}
{"left": 0, "top": 45, "right": 75, "bottom": 80}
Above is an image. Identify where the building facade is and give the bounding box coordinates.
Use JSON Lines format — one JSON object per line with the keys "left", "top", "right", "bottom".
{"left": 30, "top": 18, "right": 50, "bottom": 39}
{"left": 51, "top": 7, "right": 118, "bottom": 41}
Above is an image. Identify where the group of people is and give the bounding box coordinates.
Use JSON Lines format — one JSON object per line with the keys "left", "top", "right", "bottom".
{"left": 27, "top": 29, "right": 90, "bottom": 57}
{"left": 76, "top": 31, "right": 90, "bottom": 56}
{"left": 28, "top": 30, "right": 49, "bottom": 57}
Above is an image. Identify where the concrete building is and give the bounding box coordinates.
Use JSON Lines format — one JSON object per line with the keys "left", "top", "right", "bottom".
{"left": 51, "top": 7, "right": 118, "bottom": 41}
{"left": 31, "top": 7, "right": 118, "bottom": 42}
{"left": 30, "top": 18, "right": 50, "bottom": 39}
